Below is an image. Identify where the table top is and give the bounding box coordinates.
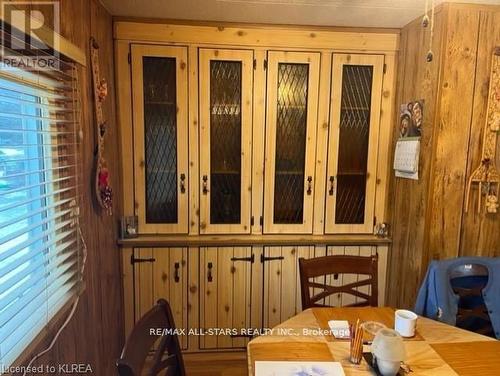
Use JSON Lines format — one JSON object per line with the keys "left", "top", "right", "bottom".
{"left": 247, "top": 307, "right": 498, "bottom": 375}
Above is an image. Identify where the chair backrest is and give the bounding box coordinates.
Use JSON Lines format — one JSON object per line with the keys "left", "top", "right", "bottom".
{"left": 116, "top": 299, "right": 186, "bottom": 376}
{"left": 299, "top": 254, "right": 378, "bottom": 309}
{"left": 449, "top": 263, "right": 494, "bottom": 337}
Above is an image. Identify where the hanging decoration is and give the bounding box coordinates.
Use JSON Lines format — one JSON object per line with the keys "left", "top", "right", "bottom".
{"left": 465, "top": 47, "right": 500, "bottom": 214}
{"left": 90, "top": 37, "right": 113, "bottom": 215}
{"left": 422, "top": 0, "right": 435, "bottom": 62}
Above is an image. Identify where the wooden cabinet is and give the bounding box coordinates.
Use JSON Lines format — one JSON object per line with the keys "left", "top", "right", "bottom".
{"left": 199, "top": 247, "right": 254, "bottom": 349}
{"left": 123, "top": 244, "right": 388, "bottom": 351}
{"left": 116, "top": 21, "right": 398, "bottom": 353}
{"left": 325, "top": 54, "right": 385, "bottom": 234}
{"left": 123, "top": 45, "right": 392, "bottom": 236}
{"left": 263, "top": 51, "right": 321, "bottom": 234}
{"left": 199, "top": 49, "right": 254, "bottom": 234}
{"left": 132, "top": 247, "right": 188, "bottom": 349}
{"left": 130, "top": 45, "right": 189, "bottom": 234}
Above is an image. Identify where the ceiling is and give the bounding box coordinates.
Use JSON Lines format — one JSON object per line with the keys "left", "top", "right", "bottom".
{"left": 100, "top": 0, "right": 500, "bottom": 28}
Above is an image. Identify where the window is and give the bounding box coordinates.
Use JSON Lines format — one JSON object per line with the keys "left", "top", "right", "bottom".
{"left": 0, "top": 51, "right": 81, "bottom": 368}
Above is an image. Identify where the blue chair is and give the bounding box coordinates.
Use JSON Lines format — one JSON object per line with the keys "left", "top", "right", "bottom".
{"left": 449, "top": 263, "right": 494, "bottom": 337}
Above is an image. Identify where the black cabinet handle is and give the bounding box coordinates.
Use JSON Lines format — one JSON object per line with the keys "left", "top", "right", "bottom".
{"left": 174, "top": 262, "right": 180, "bottom": 283}
{"left": 207, "top": 262, "right": 213, "bottom": 282}
{"left": 329, "top": 176, "right": 335, "bottom": 196}
{"left": 307, "top": 176, "right": 313, "bottom": 195}
{"left": 202, "top": 175, "right": 208, "bottom": 194}
{"left": 180, "top": 173, "right": 186, "bottom": 194}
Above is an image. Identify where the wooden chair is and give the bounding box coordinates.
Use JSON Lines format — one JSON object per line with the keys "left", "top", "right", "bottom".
{"left": 299, "top": 254, "right": 378, "bottom": 309}
{"left": 449, "top": 263, "right": 494, "bottom": 337}
{"left": 116, "top": 299, "right": 186, "bottom": 376}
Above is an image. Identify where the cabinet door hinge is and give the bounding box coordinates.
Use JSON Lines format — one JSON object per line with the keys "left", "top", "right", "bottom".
{"left": 383, "top": 63, "right": 387, "bottom": 74}
{"left": 128, "top": 52, "right": 131, "bottom": 64}
{"left": 261, "top": 254, "right": 285, "bottom": 263}
{"left": 253, "top": 59, "right": 257, "bottom": 70}
{"left": 130, "top": 253, "right": 155, "bottom": 265}
{"left": 263, "top": 59, "right": 268, "bottom": 70}
{"left": 251, "top": 216, "right": 254, "bottom": 226}
{"left": 373, "top": 216, "right": 377, "bottom": 226}
{"left": 230, "top": 333, "right": 254, "bottom": 339}
{"left": 259, "top": 216, "right": 263, "bottom": 226}
{"left": 231, "top": 253, "right": 255, "bottom": 263}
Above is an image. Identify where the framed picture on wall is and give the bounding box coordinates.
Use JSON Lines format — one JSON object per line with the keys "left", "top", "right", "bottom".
{"left": 400, "top": 100, "right": 424, "bottom": 137}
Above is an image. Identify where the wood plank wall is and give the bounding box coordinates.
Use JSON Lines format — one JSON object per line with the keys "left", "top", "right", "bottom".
{"left": 388, "top": 3, "right": 446, "bottom": 309}
{"left": 460, "top": 8, "right": 500, "bottom": 255}
{"left": 388, "top": 3, "right": 500, "bottom": 309}
{"left": 12, "top": 1, "right": 124, "bottom": 374}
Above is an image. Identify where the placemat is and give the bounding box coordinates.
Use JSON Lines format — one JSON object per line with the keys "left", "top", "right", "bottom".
{"left": 431, "top": 341, "right": 500, "bottom": 376}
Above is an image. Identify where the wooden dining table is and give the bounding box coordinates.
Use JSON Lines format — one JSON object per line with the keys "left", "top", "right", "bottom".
{"left": 247, "top": 307, "right": 499, "bottom": 375}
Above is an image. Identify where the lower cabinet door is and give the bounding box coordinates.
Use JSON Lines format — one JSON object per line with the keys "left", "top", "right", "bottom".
{"left": 133, "top": 247, "right": 188, "bottom": 349}
{"left": 128, "top": 245, "right": 388, "bottom": 352}
{"left": 262, "top": 246, "right": 326, "bottom": 329}
{"left": 199, "top": 247, "right": 253, "bottom": 349}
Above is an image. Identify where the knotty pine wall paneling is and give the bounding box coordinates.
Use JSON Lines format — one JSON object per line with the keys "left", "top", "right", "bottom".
{"left": 460, "top": 9, "right": 500, "bottom": 256}
{"left": 387, "top": 4, "right": 446, "bottom": 309}
{"left": 12, "top": 1, "right": 124, "bottom": 374}
{"left": 426, "top": 5, "right": 480, "bottom": 262}
{"left": 388, "top": 3, "right": 500, "bottom": 309}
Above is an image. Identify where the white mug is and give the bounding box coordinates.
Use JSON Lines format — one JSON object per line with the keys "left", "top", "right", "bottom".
{"left": 394, "top": 309, "right": 418, "bottom": 337}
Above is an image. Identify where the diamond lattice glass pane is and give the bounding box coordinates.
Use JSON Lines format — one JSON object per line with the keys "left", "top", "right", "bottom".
{"left": 209, "top": 60, "right": 242, "bottom": 224}
{"left": 273, "top": 63, "right": 309, "bottom": 224}
{"left": 335, "top": 65, "right": 373, "bottom": 224}
{"left": 143, "top": 57, "right": 178, "bottom": 223}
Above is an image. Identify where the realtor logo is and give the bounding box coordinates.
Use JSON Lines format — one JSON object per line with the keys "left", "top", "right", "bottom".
{"left": 0, "top": 0, "right": 60, "bottom": 70}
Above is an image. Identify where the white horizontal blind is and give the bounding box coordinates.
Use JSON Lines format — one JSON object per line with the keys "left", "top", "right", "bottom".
{"left": 0, "top": 28, "right": 82, "bottom": 370}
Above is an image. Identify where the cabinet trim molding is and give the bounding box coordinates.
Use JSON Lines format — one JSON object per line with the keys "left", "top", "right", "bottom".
{"left": 114, "top": 21, "right": 399, "bottom": 52}
{"left": 118, "top": 234, "right": 391, "bottom": 247}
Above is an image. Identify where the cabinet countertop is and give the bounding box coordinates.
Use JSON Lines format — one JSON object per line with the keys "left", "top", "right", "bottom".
{"left": 117, "top": 234, "right": 391, "bottom": 248}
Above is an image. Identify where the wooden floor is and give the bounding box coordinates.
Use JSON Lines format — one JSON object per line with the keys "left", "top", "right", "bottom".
{"left": 184, "top": 351, "right": 248, "bottom": 376}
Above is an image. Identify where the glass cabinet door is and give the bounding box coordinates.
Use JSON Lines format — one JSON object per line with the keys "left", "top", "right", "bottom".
{"left": 131, "top": 45, "right": 189, "bottom": 234}
{"left": 199, "top": 49, "right": 254, "bottom": 234}
{"left": 263, "top": 51, "right": 320, "bottom": 234}
{"left": 325, "top": 54, "right": 384, "bottom": 234}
